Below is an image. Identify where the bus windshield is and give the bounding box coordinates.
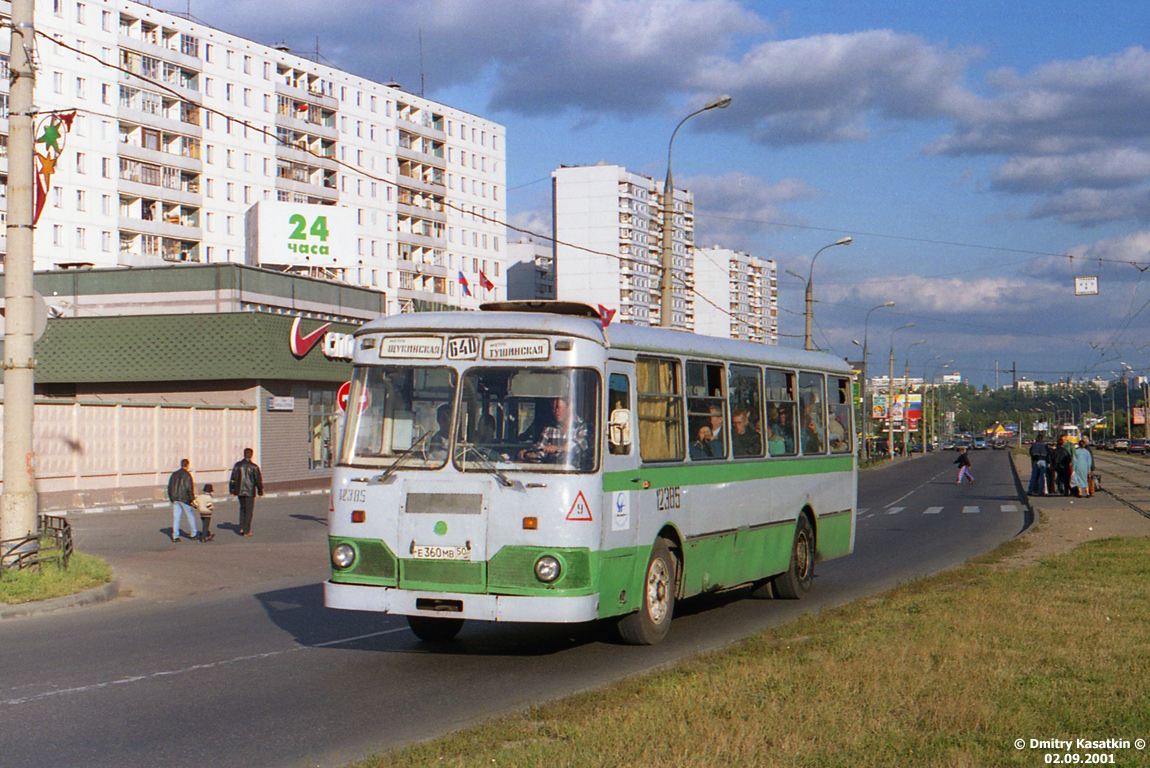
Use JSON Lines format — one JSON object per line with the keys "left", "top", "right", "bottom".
{"left": 454, "top": 367, "right": 599, "bottom": 473}
{"left": 339, "top": 365, "right": 457, "bottom": 469}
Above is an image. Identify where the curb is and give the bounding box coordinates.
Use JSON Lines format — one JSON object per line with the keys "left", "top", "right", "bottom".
{"left": 0, "top": 579, "right": 120, "bottom": 621}
{"left": 46, "top": 488, "right": 330, "bottom": 516}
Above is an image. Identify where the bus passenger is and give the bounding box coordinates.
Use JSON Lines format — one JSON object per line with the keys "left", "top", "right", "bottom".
{"left": 518, "top": 398, "right": 588, "bottom": 466}
{"left": 690, "top": 424, "right": 715, "bottom": 459}
{"left": 731, "top": 407, "right": 762, "bottom": 457}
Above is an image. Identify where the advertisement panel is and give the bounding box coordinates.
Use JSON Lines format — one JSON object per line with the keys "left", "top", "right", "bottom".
{"left": 870, "top": 394, "right": 923, "bottom": 425}
{"left": 245, "top": 201, "right": 355, "bottom": 268}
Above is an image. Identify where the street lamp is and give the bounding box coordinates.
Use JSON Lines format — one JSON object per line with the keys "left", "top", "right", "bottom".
{"left": 919, "top": 354, "right": 940, "bottom": 448}
{"left": 659, "top": 94, "right": 732, "bottom": 328}
{"left": 886, "top": 323, "right": 914, "bottom": 458}
{"left": 902, "top": 339, "right": 926, "bottom": 454}
{"left": 803, "top": 236, "right": 853, "bottom": 350}
{"left": 852, "top": 301, "right": 895, "bottom": 461}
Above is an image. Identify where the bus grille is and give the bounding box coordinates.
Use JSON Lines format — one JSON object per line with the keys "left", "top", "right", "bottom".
{"left": 402, "top": 559, "right": 486, "bottom": 592}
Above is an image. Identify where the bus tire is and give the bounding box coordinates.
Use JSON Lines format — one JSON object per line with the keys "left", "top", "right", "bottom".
{"left": 772, "top": 515, "right": 814, "bottom": 599}
{"left": 616, "top": 538, "right": 677, "bottom": 645}
{"left": 408, "top": 615, "right": 465, "bottom": 642}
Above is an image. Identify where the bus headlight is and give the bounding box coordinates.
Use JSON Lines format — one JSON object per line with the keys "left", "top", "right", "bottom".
{"left": 332, "top": 543, "right": 357, "bottom": 569}
{"left": 534, "top": 555, "right": 561, "bottom": 583}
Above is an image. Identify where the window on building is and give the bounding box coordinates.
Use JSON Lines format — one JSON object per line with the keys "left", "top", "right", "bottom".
{"left": 309, "top": 389, "right": 339, "bottom": 469}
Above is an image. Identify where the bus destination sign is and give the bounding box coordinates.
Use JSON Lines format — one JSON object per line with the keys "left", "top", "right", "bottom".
{"left": 483, "top": 338, "right": 551, "bottom": 361}
{"left": 378, "top": 336, "right": 444, "bottom": 359}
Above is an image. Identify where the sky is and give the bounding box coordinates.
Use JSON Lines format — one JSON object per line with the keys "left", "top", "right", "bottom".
{"left": 150, "top": 0, "right": 1150, "bottom": 388}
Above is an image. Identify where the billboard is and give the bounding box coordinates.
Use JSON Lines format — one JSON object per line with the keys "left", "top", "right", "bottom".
{"left": 871, "top": 394, "right": 923, "bottom": 426}
{"left": 245, "top": 201, "right": 356, "bottom": 269}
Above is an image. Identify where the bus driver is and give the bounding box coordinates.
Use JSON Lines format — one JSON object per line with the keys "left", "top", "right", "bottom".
{"left": 518, "top": 397, "right": 588, "bottom": 466}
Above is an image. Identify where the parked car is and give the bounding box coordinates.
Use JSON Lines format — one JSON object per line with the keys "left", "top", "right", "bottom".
{"left": 1128, "top": 438, "right": 1148, "bottom": 455}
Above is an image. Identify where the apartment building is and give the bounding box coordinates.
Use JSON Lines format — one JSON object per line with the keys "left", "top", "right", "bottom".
{"left": 0, "top": 0, "right": 506, "bottom": 314}
{"left": 552, "top": 163, "right": 695, "bottom": 329}
{"left": 506, "top": 238, "right": 555, "bottom": 300}
{"left": 694, "top": 246, "right": 778, "bottom": 344}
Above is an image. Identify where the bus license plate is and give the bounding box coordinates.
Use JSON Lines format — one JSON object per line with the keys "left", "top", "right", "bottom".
{"left": 412, "top": 544, "right": 471, "bottom": 561}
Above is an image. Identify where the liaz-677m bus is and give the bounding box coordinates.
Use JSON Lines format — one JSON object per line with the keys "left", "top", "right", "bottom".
{"left": 324, "top": 302, "right": 857, "bottom": 644}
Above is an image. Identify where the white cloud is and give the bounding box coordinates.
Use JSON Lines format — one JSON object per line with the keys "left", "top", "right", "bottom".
{"left": 685, "top": 172, "right": 815, "bottom": 251}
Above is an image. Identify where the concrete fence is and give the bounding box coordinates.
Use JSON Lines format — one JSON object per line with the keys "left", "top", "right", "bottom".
{"left": 0, "top": 400, "right": 258, "bottom": 508}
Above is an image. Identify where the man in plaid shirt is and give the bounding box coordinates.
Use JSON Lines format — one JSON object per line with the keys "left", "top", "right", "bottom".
{"left": 519, "top": 398, "right": 588, "bottom": 466}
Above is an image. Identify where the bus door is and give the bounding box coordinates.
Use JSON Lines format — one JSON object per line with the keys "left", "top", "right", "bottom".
{"left": 600, "top": 363, "right": 641, "bottom": 615}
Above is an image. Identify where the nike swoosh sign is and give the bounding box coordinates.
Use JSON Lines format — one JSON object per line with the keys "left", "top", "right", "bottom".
{"left": 290, "top": 317, "right": 332, "bottom": 358}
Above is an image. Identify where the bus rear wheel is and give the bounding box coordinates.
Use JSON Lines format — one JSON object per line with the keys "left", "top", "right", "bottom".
{"left": 772, "top": 515, "right": 814, "bottom": 599}
{"left": 408, "top": 615, "right": 465, "bottom": 642}
{"left": 617, "top": 538, "right": 677, "bottom": 645}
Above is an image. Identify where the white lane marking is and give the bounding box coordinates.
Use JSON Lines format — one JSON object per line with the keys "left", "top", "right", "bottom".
{"left": 962, "top": 506, "right": 979, "bottom": 514}
{"left": 924, "top": 506, "right": 943, "bottom": 515}
{"left": 1000, "top": 504, "right": 1018, "bottom": 512}
{"left": 883, "top": 466, "right": 954, "bottom": 509}
{"left": 0, "top": 627, "right": 410, "bottom": 707}
{"left": 886, "top": 507, "right": 905, "bottom": 515}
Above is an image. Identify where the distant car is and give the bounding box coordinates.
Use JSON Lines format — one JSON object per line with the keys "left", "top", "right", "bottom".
{"left": 1128, "top": 438, "right": 1148, "bottom": 455}
{"left": 1114, "top": 438, "right": 1129, "bottom": 451}
{"left": 992, "top": 438, "right": 1008, "bottom": 450}
{"left": 973, "top": 438, "right": 988, "bottom": 450}
{"left": 942, "top": 441, "right": 955, "bottom": 451}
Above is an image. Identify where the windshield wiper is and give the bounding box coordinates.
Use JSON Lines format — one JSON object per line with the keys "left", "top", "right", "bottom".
{"left": 456, "top": 442, "right": 517, "bottom": 488}
{"left": 374, "top": 430, "right": 436, "bottom": 484}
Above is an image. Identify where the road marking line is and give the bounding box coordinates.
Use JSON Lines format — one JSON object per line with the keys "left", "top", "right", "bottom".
{"left": 962, "top": 506, "right": 979, "bottom": 514}
{"left": 0, "top": 628, "right": 410, "bottom": 707}
{"left": 924, "top": 506, "right": 943, "bottom": 515}
{"left": 886, "top": 507, "right": 905, "bottom": 515}
{"left": 1000, "top": 504, "right": 1018, "bottom": 512}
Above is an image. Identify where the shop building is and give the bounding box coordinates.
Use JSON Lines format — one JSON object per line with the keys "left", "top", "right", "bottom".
{"left": 0, "top": 263, "right": 386, "bottom": 508}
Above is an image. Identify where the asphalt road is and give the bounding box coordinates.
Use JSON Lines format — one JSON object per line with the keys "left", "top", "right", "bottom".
{"left": 0, "top": 450, "right": 1027, "bottom": 768}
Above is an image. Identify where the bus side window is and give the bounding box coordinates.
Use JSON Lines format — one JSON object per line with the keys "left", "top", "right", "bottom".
{"left": 686, "top": 361, "right": 726, "bottom": 460}
{"left": 608, "top": 373, "right": 632, "bottom": 455}
{"left": 765, "top": 369, "right": 797, "bottom": 456}
{"left": 730, "top": 364, "right": 764, "bottom": 458}
{"left": 799, "top": 371, "right": 827, "bottom": 455}
{"left": 829, "top": 376, "right": 853, "bottom": 454}
{"left": 636, "top": 356, "right": 684, "bottom": 462}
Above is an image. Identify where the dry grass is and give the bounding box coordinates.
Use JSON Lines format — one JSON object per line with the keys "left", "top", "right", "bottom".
{"left": 355, "top": 537, "right": 1150, "bottom": 768}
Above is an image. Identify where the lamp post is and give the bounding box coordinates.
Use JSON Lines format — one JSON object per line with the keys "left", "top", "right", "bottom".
{"left": 919, "top": 355, "right": 940, "bottom": 448}
{"left": 886, "top": 323, "right": 914, "bottom": 458}
{"left": 928, "top": 361, "right": 952, "bottom": 447}
{"left": 659, "top": 94, "right": 732, "bottom": 328}
{"left": 803, "top": 236, "right": 853, "bottom": 350}
{"left": 902, "top": 339, "right": 926, "bottom": 455}
{"left": 852, "top": 301, "right": 895, "bottom": 461}
{"left": 1120, "top": 363, "right": 1133, "bottom": 439}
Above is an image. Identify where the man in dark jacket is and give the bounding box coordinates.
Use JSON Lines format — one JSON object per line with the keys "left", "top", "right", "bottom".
{"left": 1027, "top": 434, "right": 1049, "bottom": 495}
{"left": 167, "top": 458, "right": 198, "bottom": 543}
{"left": 229, "top": 448, "right": 264, "bottom": 536}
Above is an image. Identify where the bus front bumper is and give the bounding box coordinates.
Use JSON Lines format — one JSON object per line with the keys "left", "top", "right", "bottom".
{"left": 324, "top": 581, "right": 601, "bottom": 623}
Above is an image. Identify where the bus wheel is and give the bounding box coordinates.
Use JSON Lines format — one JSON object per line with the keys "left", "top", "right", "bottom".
{"left": 617, "top": 538, "right": 677, "bottom": 645}
{"left": 408, "top": 615, "right": 465, "bottom": 642}
{"left": 772, "top": 516, "right": 814, "bottom": 599}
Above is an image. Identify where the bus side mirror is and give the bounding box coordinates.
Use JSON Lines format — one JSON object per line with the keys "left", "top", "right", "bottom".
{"left": 609, "top": 408, "right": 632, "bottom": 453}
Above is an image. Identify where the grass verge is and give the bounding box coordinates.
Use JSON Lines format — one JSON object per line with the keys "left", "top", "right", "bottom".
{"left": 356, "top": 537, "right": 1150, "bottom": 768}
{"left": 0, "top": 550, "right": 113, "bottom": 604}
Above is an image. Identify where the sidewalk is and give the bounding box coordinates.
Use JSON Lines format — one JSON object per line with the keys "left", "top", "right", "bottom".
{"left": 1007, "top": 452, "right": 1150, "bottom": 567}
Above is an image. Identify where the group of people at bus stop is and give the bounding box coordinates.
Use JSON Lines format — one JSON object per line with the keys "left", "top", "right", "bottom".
{"left": 1026, "top": 433, "right": 1095, "bottom": 497}
{"left": 166, "top": 449, "right": 265, "bottom": 542}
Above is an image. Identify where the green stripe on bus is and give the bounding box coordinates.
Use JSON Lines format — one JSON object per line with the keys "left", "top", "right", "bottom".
{"left": 602, "top": 454, "right": 854, "bottom": 492}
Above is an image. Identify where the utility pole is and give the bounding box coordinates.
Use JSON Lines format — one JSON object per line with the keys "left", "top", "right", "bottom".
{"left": 1, "top": 0, "right": 40, "bottom": 558}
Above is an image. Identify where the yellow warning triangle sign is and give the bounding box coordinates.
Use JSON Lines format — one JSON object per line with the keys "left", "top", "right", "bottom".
{"left": 566, "top": 490, "right": 593, "bottom": 521}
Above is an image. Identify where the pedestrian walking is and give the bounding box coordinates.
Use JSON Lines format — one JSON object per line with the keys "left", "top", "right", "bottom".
{"left": 193, "top": 483, "right": 215, "bottom": 541}
{"left": 954, "top": 446, "right": 974, "bottom": 484}
{"left": 167, "top": 458, "right": 199, "bottom": 543}
{"left": 229, "top": 448, "right": 264, "bottom": 537}
{"left": 1027, "top": 433, "right": 1049, "bottom": 495}
{"left": 1070, "top": 440, "right": 1094, "bottom": 497}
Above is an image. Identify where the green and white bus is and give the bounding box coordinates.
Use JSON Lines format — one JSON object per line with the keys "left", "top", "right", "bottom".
{"left": 325, "top": 302, "right": 857, "bottom": 644}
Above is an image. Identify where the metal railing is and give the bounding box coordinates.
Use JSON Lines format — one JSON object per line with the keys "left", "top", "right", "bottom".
{"left": 0, "top": 515, "right": 73, "bottom": 572}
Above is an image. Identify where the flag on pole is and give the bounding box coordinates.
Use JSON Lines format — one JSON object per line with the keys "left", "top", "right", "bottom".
{"left": 478, "top": 270, "right": 495, "bottom": 292}
{"left": 597, "top": 305, "right": 616, "bottom": 329}
{"left": 458, "top": 272, "right": 472, "bottom": 297}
